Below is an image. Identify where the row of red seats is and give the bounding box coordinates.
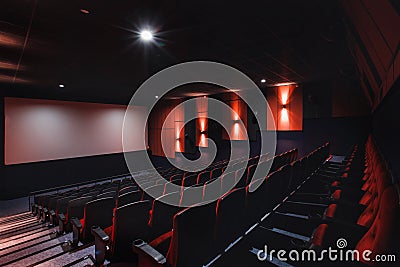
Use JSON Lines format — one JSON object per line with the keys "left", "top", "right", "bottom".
{"left": 309, "top": 136, "right": 399, "bottom": 266}
{"left": 91, "top": 145, "right": 324, "bottom": 267}
{"left": 88, "top": 149, "right": 299, "bottom": 265}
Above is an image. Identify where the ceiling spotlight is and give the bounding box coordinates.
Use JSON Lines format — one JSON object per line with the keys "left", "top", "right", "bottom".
{"left": 59, "top": 84, "right": 65, "bottom": 88}
{"left": 140, "top": 30, "right": 153, "bottom": 41}
{"left": 261, "top": 79, "right": 266, "bottom": 83}
{"left": 155, "top": 95, "right": 159, "bottom": 99}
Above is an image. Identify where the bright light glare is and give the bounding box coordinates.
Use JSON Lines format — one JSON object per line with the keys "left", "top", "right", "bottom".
{"left": 140, "top": 30, "right": 153, "bottom": 41}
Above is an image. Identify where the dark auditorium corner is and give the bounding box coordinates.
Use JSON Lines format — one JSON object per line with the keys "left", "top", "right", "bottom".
{"left": 0, "top": 0, "right": 399, "bottom": 267}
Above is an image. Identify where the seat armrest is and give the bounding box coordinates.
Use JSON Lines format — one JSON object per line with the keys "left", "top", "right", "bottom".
{"left": 32, "top": 204, "right": 37, "bottom": 214}
{"left": 57, "top": 213, "right": 66, "bottom": 234}
{"left": 91, "top": 226, "right": 110, "bottom": 266}
{"left": 42, "top": 208, "right": 48, "bottom": 222}
{"left": 71, "top": 217, "right": 82, "bottom": 247}
{"left": 58, "top": 213, "right": 66, "bottom": 221}
{"left": 37, "top": 206, "right": 43, "bottom": 218}
{"left": 91, "top": 226, "right": 109, "bottom": 242}
{"left": 71, "top": 217, "right": 82, "bottom": 229}
{"left": 49, "top": 210, "right": 56, "bottom": 227}
{"left": 132, "top": 239, "right": 166, "bottom": 267}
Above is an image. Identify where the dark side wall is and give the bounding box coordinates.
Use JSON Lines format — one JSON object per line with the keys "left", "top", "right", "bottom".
{"left": 372, "top": 80, "right": 400, "bottom": 183}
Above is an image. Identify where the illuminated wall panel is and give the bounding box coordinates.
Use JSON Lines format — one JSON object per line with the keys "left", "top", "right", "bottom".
{"left": 196, "top": 97, "right": 208, "bottom": 147}
{"left": 149, "top": 99, "right": 184, "bottom": 158}
{"left": 267, "top": 85, "right": 303, "bottom": 131}
{"left": 222, "top": 93, "right": 247, "bottom": 140}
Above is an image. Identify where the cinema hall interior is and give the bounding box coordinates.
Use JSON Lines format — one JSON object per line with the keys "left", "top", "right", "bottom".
{"left": 0, "top": 0, "right": 399, "bottom": 266}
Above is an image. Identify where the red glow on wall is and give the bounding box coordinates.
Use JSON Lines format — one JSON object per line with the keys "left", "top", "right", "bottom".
{"left": 0, "top": 32, "right": 23, "bottom": 48}
{"left": 278, "top": 107, "right": 289, "bottom": 130}
{"left": 149, "top": 99, "right": 184, "bottom": 158}
{"left": 267, "top": 85, "right": 302, "bottom": 131}
{"left": 222, "top": 93, "right": 248, "bottom": 140}
{"left": 175, "top": 121, "right": 185, "bottom": 152}
{"left": 279, "top": 85, "right": 290, "bottom": 105}
{"left": 196, "top": 97, "right": 208, "bottom": 147}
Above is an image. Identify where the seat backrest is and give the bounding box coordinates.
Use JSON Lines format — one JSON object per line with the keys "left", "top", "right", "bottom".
{"left": 117, "top": 191, "right": 142, "bottom": 207}
{"left": 111, "top": 200, "right": 150, "bottom": 261}
{"left": 67, "top": 196, "right": 93, "bottom": 220}
{"left": 215, "top": 188, "right": 247, "bottom": 251}
{"left": 96, "top": 191, "right": 116, "bottom": 200}
{"left": 220, "top": 172, "right": 236, "bottom": 197}
{"left": 167, "top": 202, "right": 217, "bottom": 267}
{"left": 48, "top": 195, "right": 63, "bottom": 211}
{"left": 197, "top": 171, "right": 211, "bottom": 185}
{"left": 148, "top": 192, "right": 181, "bottom": 241}
{"left": 266, "top": 169, "right": 286, "bottom": 207}
{"left": 248, "top": 155, "right": 260, "bottom": 166}
{"left": 142, "top": 184, "right": 165, "bottom": 201}
{"left": 182, "top": 174, "right": 197, "bottom": 187}
{"left": 235, "top": 167, "right": 248, "bottom": 188}
{"left": 56, "top": 195, "right": 77, "bottom": 214}
{"left": 82, "top": 197, "right": 115, "bottom": 242}
{"left": 278, "top": 164, "right": 293, "bottom": 195}
{"left": 164, "top": 179, "right": 182, "bottom": 195}
{"left": 202, "top": 178, "right": 220, "bottom": 203}
{"left": 356, "top": 185, "right": 400, "bottom": 265}
{"left": 118, "top": 185, "right": 137, "bottom": 196}
{"left": 245, "top": 178, "right": 268, "bottom": 225}
{"left": 210, "top": 167, "right": 223, "bottom": 179}
{"left": 101, "top": 186, "right": 118, "bottom": 194}
{"left": 170, "top": 173, "right": 184, "bottom": 182}
{"left": 290, "top": 160, "right": 303, "bottom": 189}
{"left": 180, "top": 186, "right": 204, "bottom": 207}
{"left": 245, "top": 164, "right": 257, "bottom": 186}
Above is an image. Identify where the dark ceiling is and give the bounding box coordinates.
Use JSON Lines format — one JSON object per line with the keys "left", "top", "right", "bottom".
{"left": 0, "top": 0, "right": 357, "bottom": 104}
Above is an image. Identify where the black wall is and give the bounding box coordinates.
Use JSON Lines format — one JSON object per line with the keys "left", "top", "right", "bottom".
{"left": 1, "top": 152, "right": 144, "bottom": 200}
{"left": 275, "top": 116, "right": 370, "bottom": 157}
{"left": 372, "top": 80, "right": 400, "bottom": 183}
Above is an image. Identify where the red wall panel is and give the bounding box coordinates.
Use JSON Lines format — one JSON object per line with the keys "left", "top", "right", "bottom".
{"left": 266, "top": 85, "right": 303, "bottom": 131}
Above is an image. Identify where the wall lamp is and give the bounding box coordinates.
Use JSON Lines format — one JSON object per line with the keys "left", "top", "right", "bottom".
{"left": 200, "top": 130, "right": 207, "bottom": 134}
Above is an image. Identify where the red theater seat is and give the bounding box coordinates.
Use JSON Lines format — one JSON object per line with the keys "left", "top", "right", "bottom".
{"left": 92, "top": 200, "right": 151, "bottom": 265}
{"left": 71, "top": 196, "right": 115, "bottom": 246}
{"left": 133, "top": 202, "right": 217, "bottom": 267}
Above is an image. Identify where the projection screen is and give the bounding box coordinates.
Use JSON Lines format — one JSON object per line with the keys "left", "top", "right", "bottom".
{"left": 5, "top": 97, "right": 148, "bottom": 165}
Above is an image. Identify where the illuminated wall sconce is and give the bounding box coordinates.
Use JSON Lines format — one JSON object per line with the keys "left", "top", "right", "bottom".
{"left": 200, "top": 130, "right": 207, "bottom": 134}
{"left": 175, "top": 137, "right": 180, "bottom": 140}
{"left": 281, "top": 104, "right": 287, "bottom": 109}
{"left": 233, "top": 119, "right": 241, "bottom": 123}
